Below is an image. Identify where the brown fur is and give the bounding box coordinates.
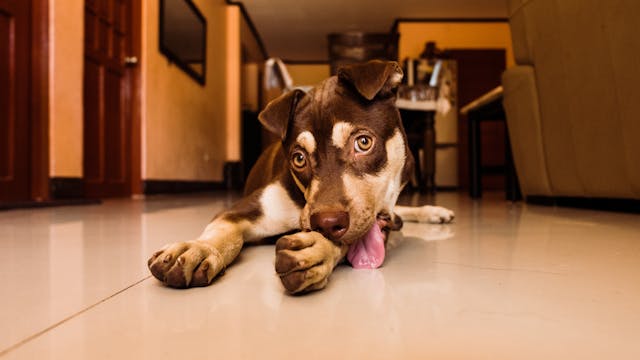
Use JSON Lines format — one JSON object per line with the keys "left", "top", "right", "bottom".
{"left": 147, "top": 60, "right": 454, "bottom": 294}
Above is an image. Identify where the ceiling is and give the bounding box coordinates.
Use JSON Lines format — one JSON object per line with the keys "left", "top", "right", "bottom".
{"left": 235, "top": 0, "right": 509, "bottom": 62}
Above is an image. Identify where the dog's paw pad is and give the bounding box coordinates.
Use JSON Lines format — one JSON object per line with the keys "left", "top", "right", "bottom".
{"left": 148, "top": 242, "right": 223, "bottom": 288}
{"left": 421, "top": 206, "right": 455, "bottom": 224}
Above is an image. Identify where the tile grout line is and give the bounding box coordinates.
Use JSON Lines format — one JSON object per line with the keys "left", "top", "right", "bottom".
{"left": 433, "top": 261, "right": 566, "bottom": 275}
{"left": 0, "top": 276, "right": 152, "bottom": 357}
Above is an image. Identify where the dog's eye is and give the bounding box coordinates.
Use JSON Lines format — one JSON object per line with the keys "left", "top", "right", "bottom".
{"left": 291, "top": 152, "right": 307, "bottom": 168}
{"left": 354, "top": 135, "right": 373, "bottom": 153}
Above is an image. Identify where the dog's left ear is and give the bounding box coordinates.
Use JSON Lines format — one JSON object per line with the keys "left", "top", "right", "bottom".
{"left": 338, "top": 60, "right": 403, "bottom": 101}
{"left": 258, "top": 89, "right": 305, "bottom": 140}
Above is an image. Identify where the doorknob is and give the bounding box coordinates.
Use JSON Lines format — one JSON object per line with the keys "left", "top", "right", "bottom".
{"left": 124, "top": 56, "right": 138, "bottom": 66}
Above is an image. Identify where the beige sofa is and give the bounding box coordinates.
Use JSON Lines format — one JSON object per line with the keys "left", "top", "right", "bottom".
{"left": 502, "top": 0, "right": 640, "bottom": 200}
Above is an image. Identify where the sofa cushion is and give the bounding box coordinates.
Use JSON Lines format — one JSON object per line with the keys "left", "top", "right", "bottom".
{"left": 538, "top": 0, "right": 636, "bottom": 197}
{"left": 603, "top": 0, "right": 640, "bottom": 198}
{"left": 506, "top": 0, "right": 640, "bottom": 199}
{"left": 502, "top": 66, "right": 552, "bottom": 197}
{"left": 507, "top": 0, "right": 534, "bottom": 65}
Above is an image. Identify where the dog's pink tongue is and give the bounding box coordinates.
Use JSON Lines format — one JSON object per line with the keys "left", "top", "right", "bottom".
{"left": 347, "top": 222, "right": 385, "bottom": 269}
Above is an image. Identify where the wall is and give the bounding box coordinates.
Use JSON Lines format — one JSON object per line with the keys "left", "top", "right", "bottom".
{"left": 49, "top": 0, "right": 83, "bottom": 177}
{"left": 242, "top": 63, "right": 260, "bottom": 112}
{"left": 398, "top": 22, "right": 514, "bottom": 67}
{"left": 224, "top": 5, "right": 241, "bottom": 163}
{"left": 239, "top": 9, "right": 266, "bottom": 114}
{"left": 48, "top": 0, "right": 234, "bottom": 183}
{"left": 142, "top": 0, "right": 230, "bottom": 181}
{"left": 286, "top": 64, "right": 331, "bottom": 87}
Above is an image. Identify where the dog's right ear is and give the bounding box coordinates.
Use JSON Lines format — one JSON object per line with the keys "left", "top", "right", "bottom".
{"left": 338, "top": 60, "right": 403, "bottom": 101}
{"left": 258, "top": 89, "right": 305, "bottom": 141}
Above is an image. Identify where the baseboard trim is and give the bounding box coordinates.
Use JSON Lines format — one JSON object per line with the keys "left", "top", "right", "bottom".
{"left": 143, "top": 180, "right": 226, "bottom": 195}
{"left": 527, "top": 196, "right": 640, "bottom": 213}
{"left": 0, "top": 198, "right": 101, "bottom": 211}
{"left": 436, "top": 186, "right": 460, "bottom": 192}
{"left": 50, "top": 177, "right": 84, "bottom": 199}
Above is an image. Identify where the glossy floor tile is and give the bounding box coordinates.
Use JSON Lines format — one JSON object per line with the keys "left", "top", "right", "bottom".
{"left": 1, "top": 192, "right": 639, "bottom": 359}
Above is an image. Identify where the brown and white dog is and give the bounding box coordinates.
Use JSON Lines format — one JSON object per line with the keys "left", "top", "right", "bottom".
{"left": 148, "top": 60, "right": 454, "bottom": 294}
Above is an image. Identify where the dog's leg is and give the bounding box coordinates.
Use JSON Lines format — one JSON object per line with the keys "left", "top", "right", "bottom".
{"left": 394, "top": 205, "right": 455, "bottom": 224}
{"left": 148, "top": 182, "right": 301, "bottom": 288}
{"left": 274, "top": 231, "right": 348, "bottom": 294}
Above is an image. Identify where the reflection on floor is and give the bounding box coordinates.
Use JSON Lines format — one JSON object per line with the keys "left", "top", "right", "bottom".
{"left": 1, "top": 191, "right": 639, "bottom": 359}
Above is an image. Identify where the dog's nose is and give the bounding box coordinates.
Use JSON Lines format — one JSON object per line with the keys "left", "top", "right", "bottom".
{"left": 310, "top": 211, "right": 350, "bottom": 241}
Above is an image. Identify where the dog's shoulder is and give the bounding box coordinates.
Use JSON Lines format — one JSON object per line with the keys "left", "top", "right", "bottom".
{"left": 243, "top": 140, "right": 306, "bottom": 208}
{"left": 245, "top": 142, "right": 286, "bottom": 196}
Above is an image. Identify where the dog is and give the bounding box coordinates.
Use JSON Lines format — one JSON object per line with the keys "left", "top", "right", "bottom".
{"left": 147, "top": 60, "right": 454, "bottom": 294}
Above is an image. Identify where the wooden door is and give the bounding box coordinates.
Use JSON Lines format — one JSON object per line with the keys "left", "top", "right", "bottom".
{"left": 84, "top": 0, "right": 133, "bottom": 198}
{"left": 0, "top": 0, "right": 30, "bottom": 201}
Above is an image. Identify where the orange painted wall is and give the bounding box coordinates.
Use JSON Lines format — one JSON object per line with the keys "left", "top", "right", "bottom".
{"left": 398, "top": 22, "right": 515, "bottom": 67}
{"left": 142, "top": 0, "right": 231, "bottom": 181}
{"left": 49, "top": 0, "right": 84, "bottom": 177}
{"left": 286, "top": 64, "right": 331, "bottom": 87}
{"left": 225, "top": 6, "right": 241, "bottom": 162}
{"left": 47, "top": 0, "right": 236, "bottom": 182}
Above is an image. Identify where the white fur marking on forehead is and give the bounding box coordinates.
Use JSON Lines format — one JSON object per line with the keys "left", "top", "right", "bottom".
{"left": 332, "top": 122, "right": 354, "bottom": 149}
{"left": 296, "top": 131, "right": 316, "bottom": 154}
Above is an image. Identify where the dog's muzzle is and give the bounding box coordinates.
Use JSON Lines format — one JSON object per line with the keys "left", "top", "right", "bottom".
{"left": 309, "top": 211, "right": 350, "bottom": 242}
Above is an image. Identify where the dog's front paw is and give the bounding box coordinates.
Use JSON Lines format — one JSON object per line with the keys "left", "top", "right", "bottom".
{"left": 148, "top": 241, "right": 224, "bottom": 288}
{"left": 419, "top": 205, "right": 455, "bottom": 224}
{"left": 275, "top": 231, "right": 346, "bottom": 294}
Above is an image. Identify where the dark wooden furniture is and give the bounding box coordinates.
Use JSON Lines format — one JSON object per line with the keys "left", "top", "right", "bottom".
{"left": 462, "top": 87, "right": 521, "bottom": 200}
{"left": 448, "top": 49, "right": 506, "bottom": 191}
{"left": 400, "top": 108, "right": 436, "bottom": 193}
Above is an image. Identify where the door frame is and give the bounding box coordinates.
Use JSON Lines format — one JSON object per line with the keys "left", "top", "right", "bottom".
{"left": 30, "top": 0, "right": 50, "bottom": 201}
{"left": 129, "top": 0, "right": 142, "bottom": 195}
{"left": 18, "top": 0, "right": 142, "bottom": 201}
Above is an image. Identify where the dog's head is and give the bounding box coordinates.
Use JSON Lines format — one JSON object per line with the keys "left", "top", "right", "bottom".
{"left": 259, "top": 60, "right": 414, "bottom": 268}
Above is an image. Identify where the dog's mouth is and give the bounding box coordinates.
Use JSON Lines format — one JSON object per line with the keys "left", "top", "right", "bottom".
{"left": 346, "top": 213, "right": 392, "bottom": 269}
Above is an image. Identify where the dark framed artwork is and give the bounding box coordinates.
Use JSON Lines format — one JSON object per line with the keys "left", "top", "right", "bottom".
{"left": 159, "top": 0, "right": 207, "bottom": 85}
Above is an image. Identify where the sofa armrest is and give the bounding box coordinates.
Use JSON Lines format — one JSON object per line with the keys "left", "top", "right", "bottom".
{"left": 502, "top": 66, "right": 552, "bottom": 197}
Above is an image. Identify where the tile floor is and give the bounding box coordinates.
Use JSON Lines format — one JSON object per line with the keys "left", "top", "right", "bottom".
{"left": 1, "top": 191, "right": 639, "bottom": 359}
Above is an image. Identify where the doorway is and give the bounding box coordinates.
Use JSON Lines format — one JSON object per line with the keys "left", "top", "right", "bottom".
{"left": 83, "top": 0, "right": 140, "bottom": 198}
{"left": 449, "top": 49, "right": 507, "bottom": 191}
